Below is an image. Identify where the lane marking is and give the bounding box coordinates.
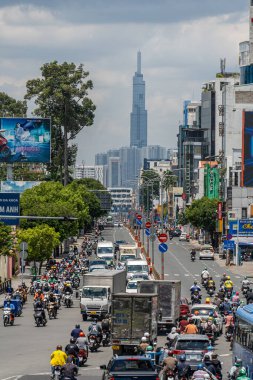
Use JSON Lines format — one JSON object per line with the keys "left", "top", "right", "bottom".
{"left": 185, "top": 274, "right": 190, "bottom": 276}
{"left": 219, "top": 353, "right": 232, "bottom": 357}
{"left": 174, "top": 274, "right": 180, "bottom": 276}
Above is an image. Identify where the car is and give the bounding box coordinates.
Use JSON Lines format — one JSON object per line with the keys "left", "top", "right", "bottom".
{"left": 126, "top": 280, "right": 138, "bottom": 294}
{"left": 171, "top": 228, "right": 182, "bottom": 237}
{"left": 89, "top": 259, "right": 107, "bottom": 267}
{"left": 100, "top": 356, "right": 159, "bottom": 380}
{"left": 170, "top": 334, "right": 210, "bottom": 371}
{"left": 180, "top": 297, "right": 190, "bottom": 317}
{"left": 199, "top": 244, "right": 214, "bottom": 260}
{"left": 129, "top": 273, "right": 150, "bottom": 281}
{"left": 190, "top": 304, "right": 223, "bottom": 334}
{"left": 179, "top": 232, "right": 190, "bottom": 242}
{"left": 88, "top": 264, "right": 108, "bottom": 272}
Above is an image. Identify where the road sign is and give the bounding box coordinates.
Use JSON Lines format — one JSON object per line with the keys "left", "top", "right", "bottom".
{"left": 159, "top": 243, "right": 168, "bottom": 253}
{"left": 145, "top": 221, "right": 151, "bottom": 229}
{"left": 20, "top": 250, "right": 28, "bottom": 260}
{"left": 223, "top": 240, "right": 235, "bottom": 250}
{"left": 158, "top": 233, "right": 168, "bottom": 243}
{"left": 136, "top": 214, "right": 142, "bottom": 220}
{"left": 136, "top": 219, "right": 142, "bottom": 226}
{"left": 20, "top": 241, "right": 28, "bottom": 251}
{"left": 182, "top": 193, "right": 187, "bottom": 201}
{"left": 226, "top": 233, "right": 233, "bottom": 240}
{"left": 0, "top": 193, "right": 20, "bottom": 225}
{"left": 145, "top": 228, "right": 151, "bottom": 236}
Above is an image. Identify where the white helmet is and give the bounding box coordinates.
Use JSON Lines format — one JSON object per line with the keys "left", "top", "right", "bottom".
{"left": 144, "top": 332, "right": 150, "bottom": 338}
{"left": 141, "top": 337, "right": 147, "bottom": 343}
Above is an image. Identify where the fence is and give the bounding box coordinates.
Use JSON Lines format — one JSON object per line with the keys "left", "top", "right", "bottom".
{"left": 0, "top": 279, "right": 12, "bottom": 294}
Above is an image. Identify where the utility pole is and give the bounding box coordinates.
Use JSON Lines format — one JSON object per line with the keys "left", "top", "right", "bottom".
{"left": 64, "top": 96, "right": 69, "bottom": 186}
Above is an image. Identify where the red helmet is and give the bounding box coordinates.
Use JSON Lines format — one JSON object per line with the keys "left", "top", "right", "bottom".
{"left": 236, "top": 291, "right": 239, "bottom": 296}
{"left": 79, "top": 332, "right": 85, "bottom": 337}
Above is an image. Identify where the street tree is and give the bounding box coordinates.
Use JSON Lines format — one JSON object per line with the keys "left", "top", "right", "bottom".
{"left": 185, "top": 197, "right": 218, "bottom": 237}
{"left": 0, "top": 91, "right": 27, "bottom": 117}
{"left": 141, "top": 170, "right": 161, "bottom": 211}
{"left": 0, "top": 223, "right": 13, "bottom": 256}
{"left": 18, "top": 224, "right": 60, "bottom": 274}
{"left": 25, "top": 61, "right": 96, "bottom": 184}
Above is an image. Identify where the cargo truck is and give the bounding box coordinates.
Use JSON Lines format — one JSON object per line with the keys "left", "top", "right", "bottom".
{"left": 138, "top": 280, "right": 181, "bottom": 331}
{"left": 111, "top": 293, "right": 158, "bottom": 355}
{"left": 80, "top": 270, "right": 126, "bottom": 321}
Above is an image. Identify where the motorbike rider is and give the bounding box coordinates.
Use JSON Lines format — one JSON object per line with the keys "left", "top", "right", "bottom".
{"left": 138, "top": 337, "right": 149, "bottom": 353}
{"left": 48, "top": 292, "right": 58, "bottom": 315}
{"left": 229, "top": 360, "right": 243, "bottom": 380}
{"left": 75, "top": 331, "right": 89, "bottom": 355}
{"left": 211, "top": 354, "right": 222, "bottom": 379}
{"left": 65, "top": 338, "right": 79, "bottom": 364}
{"left": 71, "top": 324, "right": 83, "bottom": 340}
{"left": 220, "top": 298, "right": 232, "bottom": 314}
{"left": 177, "top": 354, "right": 191, "bottom": 379}
{"left": 101, "top": 315, "right": 111, "bottom": 341}
{"left": 190, "top": 281, "right": 201, "bottom": 294}
{"left": 43, "top": 282, "right": 50, "bottom": 293}
{"left": 236, "top": 368, "right": 250, "bottom": 380}
{"left": 60, "top": 356, "right": 78, "bottom": 380}
{"left": 50, "top": 345, "right": 67, "bottom": 379}
{"left": 88, "top": 320, "right": 102, "bottom": 342}
{"left": 184, "top": 319, "right": 198, "bottom": 334}
{"left": 246, "top": 289, "right": 253, "bottom": 304}
{"left": 224, "top": 276, "right": 233, "bottom": 294}
{"left": 202, "top": 318, "right": 217, "bottom": 337}
{"left": 34, "top": 289, "right": 44, "bottom": 302}
{"left": 192, "top": 363, "right": 211, "bottom": 380}
{"left": 225, "top": 311, "right": 234, "bottom": 333}
{"left": 203, "top": 355, "right": 217, "bottom": 377}
{"left": 192, "top": 289, "right": 202, "bottom": 304}
{"left": 63, "top": 282, "right": 73, "bottom": 295}
{"left": 191, "top": 249, "right": 196, "bottom": 258}
{"left": 220, "top": 273, "right": 227, "bottom": 285}
{"left": 162, "top": 351, "right": 178, "bottom": 378}
{"left": 207, "top": 277, "right": 216, "bottom": 290}
{"left": 178, "top": 316, "right": 189, "bottom": 332}
{"left": 4, "top": 299, "right": 15, "bottom": 321}
{"left": 166, "top": 327, "right": 179, "bottom": 347}
{"left": 232, "top": 291, "right": 240, "bottom": 304}
{"left": 201, "top": 268, "right": 210, "bottom": 283}
{"left": 241, "top": 276, "right": 251, "bottom": 291}
{"left": 34, "top": 299, "right": 46, "bottom": 321}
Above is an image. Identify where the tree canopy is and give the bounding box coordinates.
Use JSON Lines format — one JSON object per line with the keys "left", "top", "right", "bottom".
{"left": 185, "top": 197, "right": 218, "bottom": 233}
{"left": 25, "top": 61, "right": 96, "bottom": 182}
{"left": 0, "top": 91, "right": 27, "bottom": 117}
{"left": 0, "top": 223, "right": 13, "bottom": 256}
{"left": 140, "top": 169, "right": 161, "bottom": 211}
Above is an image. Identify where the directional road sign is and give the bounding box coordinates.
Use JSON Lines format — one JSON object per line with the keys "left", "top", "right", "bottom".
{"left": 158, "top": 243, "right": 168, "bottom": 253}
{"left": 136, "top": 219, "right": 142, "bottom": 226}
{"left": 226, "top": 234, "right": 233, "bottom": 240}
{"left": 158, "top": 233, "right": 168, "bottom": 243}
{"left": 145, "top": 228, "right": 151, "bottom": 236}
{"left": 223, "top": 240, "right": 235, "bottom": 250}
{"left": 145, "top": 221, "right": 151, "bottom": 229}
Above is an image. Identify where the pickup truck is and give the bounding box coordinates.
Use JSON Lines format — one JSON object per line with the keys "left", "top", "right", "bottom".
{"left": 100, "top": 356, "right": 159, "bottom": 380}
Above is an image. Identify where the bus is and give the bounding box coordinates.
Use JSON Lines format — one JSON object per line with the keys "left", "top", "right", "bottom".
{"left": 234, "top": 304, "right": 253, "bottom": 378}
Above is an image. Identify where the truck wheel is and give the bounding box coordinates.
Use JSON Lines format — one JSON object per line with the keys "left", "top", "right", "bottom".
{"left": 82, "top": 314, "right": 87, "bottom": 321}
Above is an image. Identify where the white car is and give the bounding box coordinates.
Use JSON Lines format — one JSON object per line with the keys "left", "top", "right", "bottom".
{"left": 199, "top": 244, "right": 214, "bottom": 260}
{"left": 126, "top": 280, "right": 138, "bottom": 294}
{"left": 179, "top": 232, "right": 190, "bottom": 242}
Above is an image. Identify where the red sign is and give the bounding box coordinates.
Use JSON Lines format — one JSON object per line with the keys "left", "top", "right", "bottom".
{"left": 145, "top": 221, "right": 151, "bottom": 229}
{"left": 217, "top": 201, "right": 222, "bottom": 221}
{"left": 136, "top": 214, "right": 142, "bottom": 220}
{"left": 158, "top": 233, "right": 168, "bottom": 243}
{"left": 182, "top": 193, "right": 187, "bottom": 201}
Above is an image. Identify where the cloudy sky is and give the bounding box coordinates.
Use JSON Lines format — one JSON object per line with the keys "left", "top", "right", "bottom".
{"left": 0, "top": 0, "right": 249, "bottom": 163}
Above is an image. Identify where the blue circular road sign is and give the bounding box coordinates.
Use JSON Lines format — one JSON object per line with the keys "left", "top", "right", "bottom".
{"left": 159, "top": 243, "right": 168, "bottom": 253}
{"left": 136, "top": 219, "right": 142, "bottom": 226}
{"left": 145, "top": 228, "right": 151, "bottom": 236}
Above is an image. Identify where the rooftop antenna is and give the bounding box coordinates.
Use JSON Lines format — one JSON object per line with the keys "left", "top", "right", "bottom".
{"left": 137, "top": 51, "right": 141, "bottom": 74}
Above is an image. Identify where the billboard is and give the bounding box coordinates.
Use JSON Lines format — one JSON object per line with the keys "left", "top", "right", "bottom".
{"left": 0, "top": 193, "right": 20, "bottom": 225}
{"left": 242, "top": 111, "right": 253, "bottom": 186}
{"left": 204, "top": 164, "right": 220, "bottom": 199}
{"left": 1, "top": 181, "right": 41, "bottom": 193}
{"left": 0, "top": 118, "right": 50, "bottom": 163}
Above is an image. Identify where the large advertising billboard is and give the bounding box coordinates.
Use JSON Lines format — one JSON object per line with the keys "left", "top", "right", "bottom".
{"left": 0, "top": 193, "right": 20, "bottom": 225}
{"left": 242, "top": 111, "right": 253, "bottom": 187}
{"left": 0, "top": 118, "right": 50, "bottom": 163}
{"left": 1, "top": 181, "right": 41, "bottom": 193}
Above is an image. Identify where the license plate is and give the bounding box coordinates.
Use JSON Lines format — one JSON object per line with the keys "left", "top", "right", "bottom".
{"left": 112, "top": 345, "right": 120, "bottom": 350}
{"left": 90, "top": 339, "right": 94, "bottom": 343}
{"left": 90, "top": 311, "right": 96, "bottom": 315}
{"left": 55, "top": 370, "right": 60, "bottom": 375}
{"left": 187, "top": 354, "right": 201, "bottom": 361}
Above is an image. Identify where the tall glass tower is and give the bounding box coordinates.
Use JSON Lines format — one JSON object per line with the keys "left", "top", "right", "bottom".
{"left": 130, "top": 51, "right": 147, "bottom": 148}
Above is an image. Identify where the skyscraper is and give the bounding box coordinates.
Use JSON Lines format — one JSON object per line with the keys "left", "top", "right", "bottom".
{"left": 130, "top": 51, "right": 147, "bottom": 148}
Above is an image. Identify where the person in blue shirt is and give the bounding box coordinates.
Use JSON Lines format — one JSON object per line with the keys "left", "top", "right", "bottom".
{"left": 190, "top": 281, "right": 201, "bottom": 294}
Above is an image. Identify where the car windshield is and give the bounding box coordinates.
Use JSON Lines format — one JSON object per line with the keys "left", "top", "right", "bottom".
{"left": 191, "top": 307, "right": 215, "bottom": 316}
{"left": 111, "top": 359, "right": 154, "bottom": 372}
{"left": 127, "top": 265, "right": 148, "bottom": 273}
{"left": 127, "top": 282, "right": 137, "bottom": 289}
{"left": 82, "top": 287, "right": 107, "bottom": 298}
{"left": 176, "top": 340, "right": 209, "bottom": 350}
{"left": 89, "top": 260, "right": 106, "bottom": 266}
{"left": 132, "top": 274, "right": 148, "bottom": 280}
{"left": 120, "top": 255, "right": 136, "bottom": 262}
{"left": 89, "top": 266, "right": 106, "bottom": 272}
{"left": 98, "top": 247, "right": 113, "bottom": 254}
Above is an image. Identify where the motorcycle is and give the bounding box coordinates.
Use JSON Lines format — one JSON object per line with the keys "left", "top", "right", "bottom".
{"left": 226, "top": 288, "right": 232, "bottom": 299}
{"left": 89, "top": 334, "right": 100, "bottom": 352}
{"left": 191, "top": 293, "right": 202, "bottom": 305}
{"left": 3, "top": 307, "right": 14, "bottom": 326}
{"left": 191, "top": 254, "right": 196, "bottom": 262}
{"left": 225, "top": 325, "right": 234, "bottom": 342}
{"left": 53, "top": 365, "right": 62, "bottom": 380}
{"left": 242, "top": 285, "right": 250, "bottom": 296}
{"left": 102, "top": 330, "right": 110, "bottom": 347}
{"left": 47, "top": 302, "right": 57, "bottom": 319}
{"left": 78, "top": 348, "right": 88, "bottom": 366}
{"left": 34, "top": 309, "right": 47, "bottom": 327}
{"left": 71, "top": 277, "right": 80, "bottom": 289}
{"left": 64, "top": 292, "right": 73, "bottom": 308}
{"left": 202, "top": 278, "right": 208, "bottom": 288}
{"left": 164, "top": 368, "right": 176, "bottom": 380}
{"left": 206, "top": 332, "right": 214, "bottom": 346}
{"left": 207, "top": 286, "right": 215, "bottom": 296}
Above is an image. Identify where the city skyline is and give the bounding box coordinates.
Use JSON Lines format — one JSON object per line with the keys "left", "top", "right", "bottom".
{"left": 0, "top": 0, "right": 249, "bottom": 164}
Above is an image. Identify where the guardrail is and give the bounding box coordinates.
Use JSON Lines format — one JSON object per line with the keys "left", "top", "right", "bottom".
{"left": 0, "top": 279, "right": 12, "bottom": 295}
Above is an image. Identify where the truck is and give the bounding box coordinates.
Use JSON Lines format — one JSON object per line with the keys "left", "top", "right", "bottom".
{"left": 118, "top": 244, "right": 138, "bottom": 265}
{"left": 111, "top": 293, "right": 158, "bottom": 355}
{"left": 138, "top": 280, "right": 181, "bottom": 331}
{"left": 80, "top": 270, "right": 126, "bottom": 321}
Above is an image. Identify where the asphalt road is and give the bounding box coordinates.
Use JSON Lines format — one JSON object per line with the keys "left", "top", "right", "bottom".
{"left": 0, "top": 226, "right": 239, "bottom": 379}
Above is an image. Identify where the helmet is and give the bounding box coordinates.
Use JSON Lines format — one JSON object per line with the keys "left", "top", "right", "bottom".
{"left": 179, "top": 355, "right": 186, "bottom": 362}
{"left": 223, "top": 273, "right": 226, "bottom": 276}
{"left": 197, "top": 364, "right": 204, "bottom": 370}
{"left": 207, "top": 345, "right": 213, "bottom": 351}
{"left": 235, "top": 359, "right": 242, "bottom": 367}
{"left": 205, "top": 297, "right": 210, "bottom": 304}
{"left": 204, "top": 267, "right": 207, "bottom": 271}
{"left": 70, "top": 338, "right": 75, "bottom": 344}
{"left": 239, "top": 368, "right": 247, "bottom": 376}
{"left": 141, "top": 337, "right": 147, "bottom": 343}
{"left": 236, "top": 291, "right": 239, "bottom": 296}
{"left": 146, "top": 346, "right": 153, "bottom": 351}
{"left": 56, "top": 345, "right": 62, "bottom": 350}
{"left": 244, "top": 276, "right": 248, "bottom": 280}
{"left": 204, "top": 355, "right": 210, "bottom": 361}
{"left": 194, "top": 281, "right": 197, "bottom": 285}
{"left": 79, "top": 332, "right": 85, "bottom": 337}
{"left": 75, "top": 324, "right": 80, "bottom": 329}
{"left": 144, "top": 332, "right": 150, "bottom": 338}
{"left": 227, "top": 276, "right": 230, "bottom": 280}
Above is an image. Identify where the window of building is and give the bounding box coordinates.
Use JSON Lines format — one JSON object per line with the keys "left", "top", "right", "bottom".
{"left": 242, "top": 208, "right": 247, "bottom": 219}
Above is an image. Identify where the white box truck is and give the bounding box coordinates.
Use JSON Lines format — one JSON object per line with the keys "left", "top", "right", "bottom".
{"left": 138, "top": 280, "right": 181, "bottom": 331}
{"left": 80, "top": 270, "right": 126, "bottom": 321}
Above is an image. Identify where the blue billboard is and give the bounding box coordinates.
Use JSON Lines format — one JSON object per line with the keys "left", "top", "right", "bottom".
{"left": 0, "top": 118, "right": 50, "bottom": 163}
{"left": 0, "top": 193, "right": 20, "bottom": 225}
{"left": 242, "top": 111, "right": 253, "bottom": 186}
{"left": 1, "top": 181, "right": 41, "bottom": 193}
{"left": 229, "top": 219, "right": 253, "bottom": 236}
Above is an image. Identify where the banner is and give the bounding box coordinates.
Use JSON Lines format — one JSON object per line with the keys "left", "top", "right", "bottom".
{"left": 242, "top": 111, "right": 253, "bottom": 186}
{"left": 0, "top": 193, "right": 20, "bottom": 225}
{"left": 1, "top": 181, "right": 41, "bottom": 193}
{"left": 0, "top": 118, "right": 50, "bottom": 163}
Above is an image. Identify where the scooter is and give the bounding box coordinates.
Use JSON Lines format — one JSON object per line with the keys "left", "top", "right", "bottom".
{"left": 225, "top": 325, "right": 234, "bottom": 342}
{"left": 89, "top": 334, "right": 100, "bottom": 352}
{"left": 78, "top": 348, "right": 88, "bottom": 366}
{"left": 207, "top": 286, "right": 215, "bottom": 296}
{"left": 102, "top": 330, "right": 110, "bottom": 347}
{"left": 191, "top": 254, "right": 196, "bottom": 262}
{"left": 34, "top": 309, "right": 47, "bottom": 327}
{"left": 3, "top": 307, "right": 14, "bottom": 326}
{"left": 64, "top": 292, "right": 73, "bottom": 308}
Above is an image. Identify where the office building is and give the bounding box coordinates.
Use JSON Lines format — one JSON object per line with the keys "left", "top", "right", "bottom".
{"left": 108, "top": 157, "right": 121, "bottom": 188}
{"left": 74, "top": 165, "right": 106, "bottom": 187}
{"left": 130, "top": 51, "right": 147, "bottom": 148}
{"left": 95, "top": 153, "right": 107, "bottom": 166}
{"left": 108, "top": 187, "right": 133, "bottom": 214}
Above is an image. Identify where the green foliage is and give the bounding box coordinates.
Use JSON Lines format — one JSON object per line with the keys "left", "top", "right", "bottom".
{"left": 18, "top": 224, "right": 60, "bottom": 264}
{"left": 141, "top": 170, "right": 161, "bottom": 211}
{"left": 185, "top": 197, "right": 218, "bottom": 233}
{"left": 0, "top": 223, "right": 13, "bottom": 256}
{"left": 25, "top": 61, "right": 96, "bottom": 182}
{"left": 177, "top": 212, "right": 188, "bottom": 226}
{"left": 0, "top": 92, "right": 27, "bottom": 117}
{"left": 162, "top": 170, "right": 177, "bottom": 192}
